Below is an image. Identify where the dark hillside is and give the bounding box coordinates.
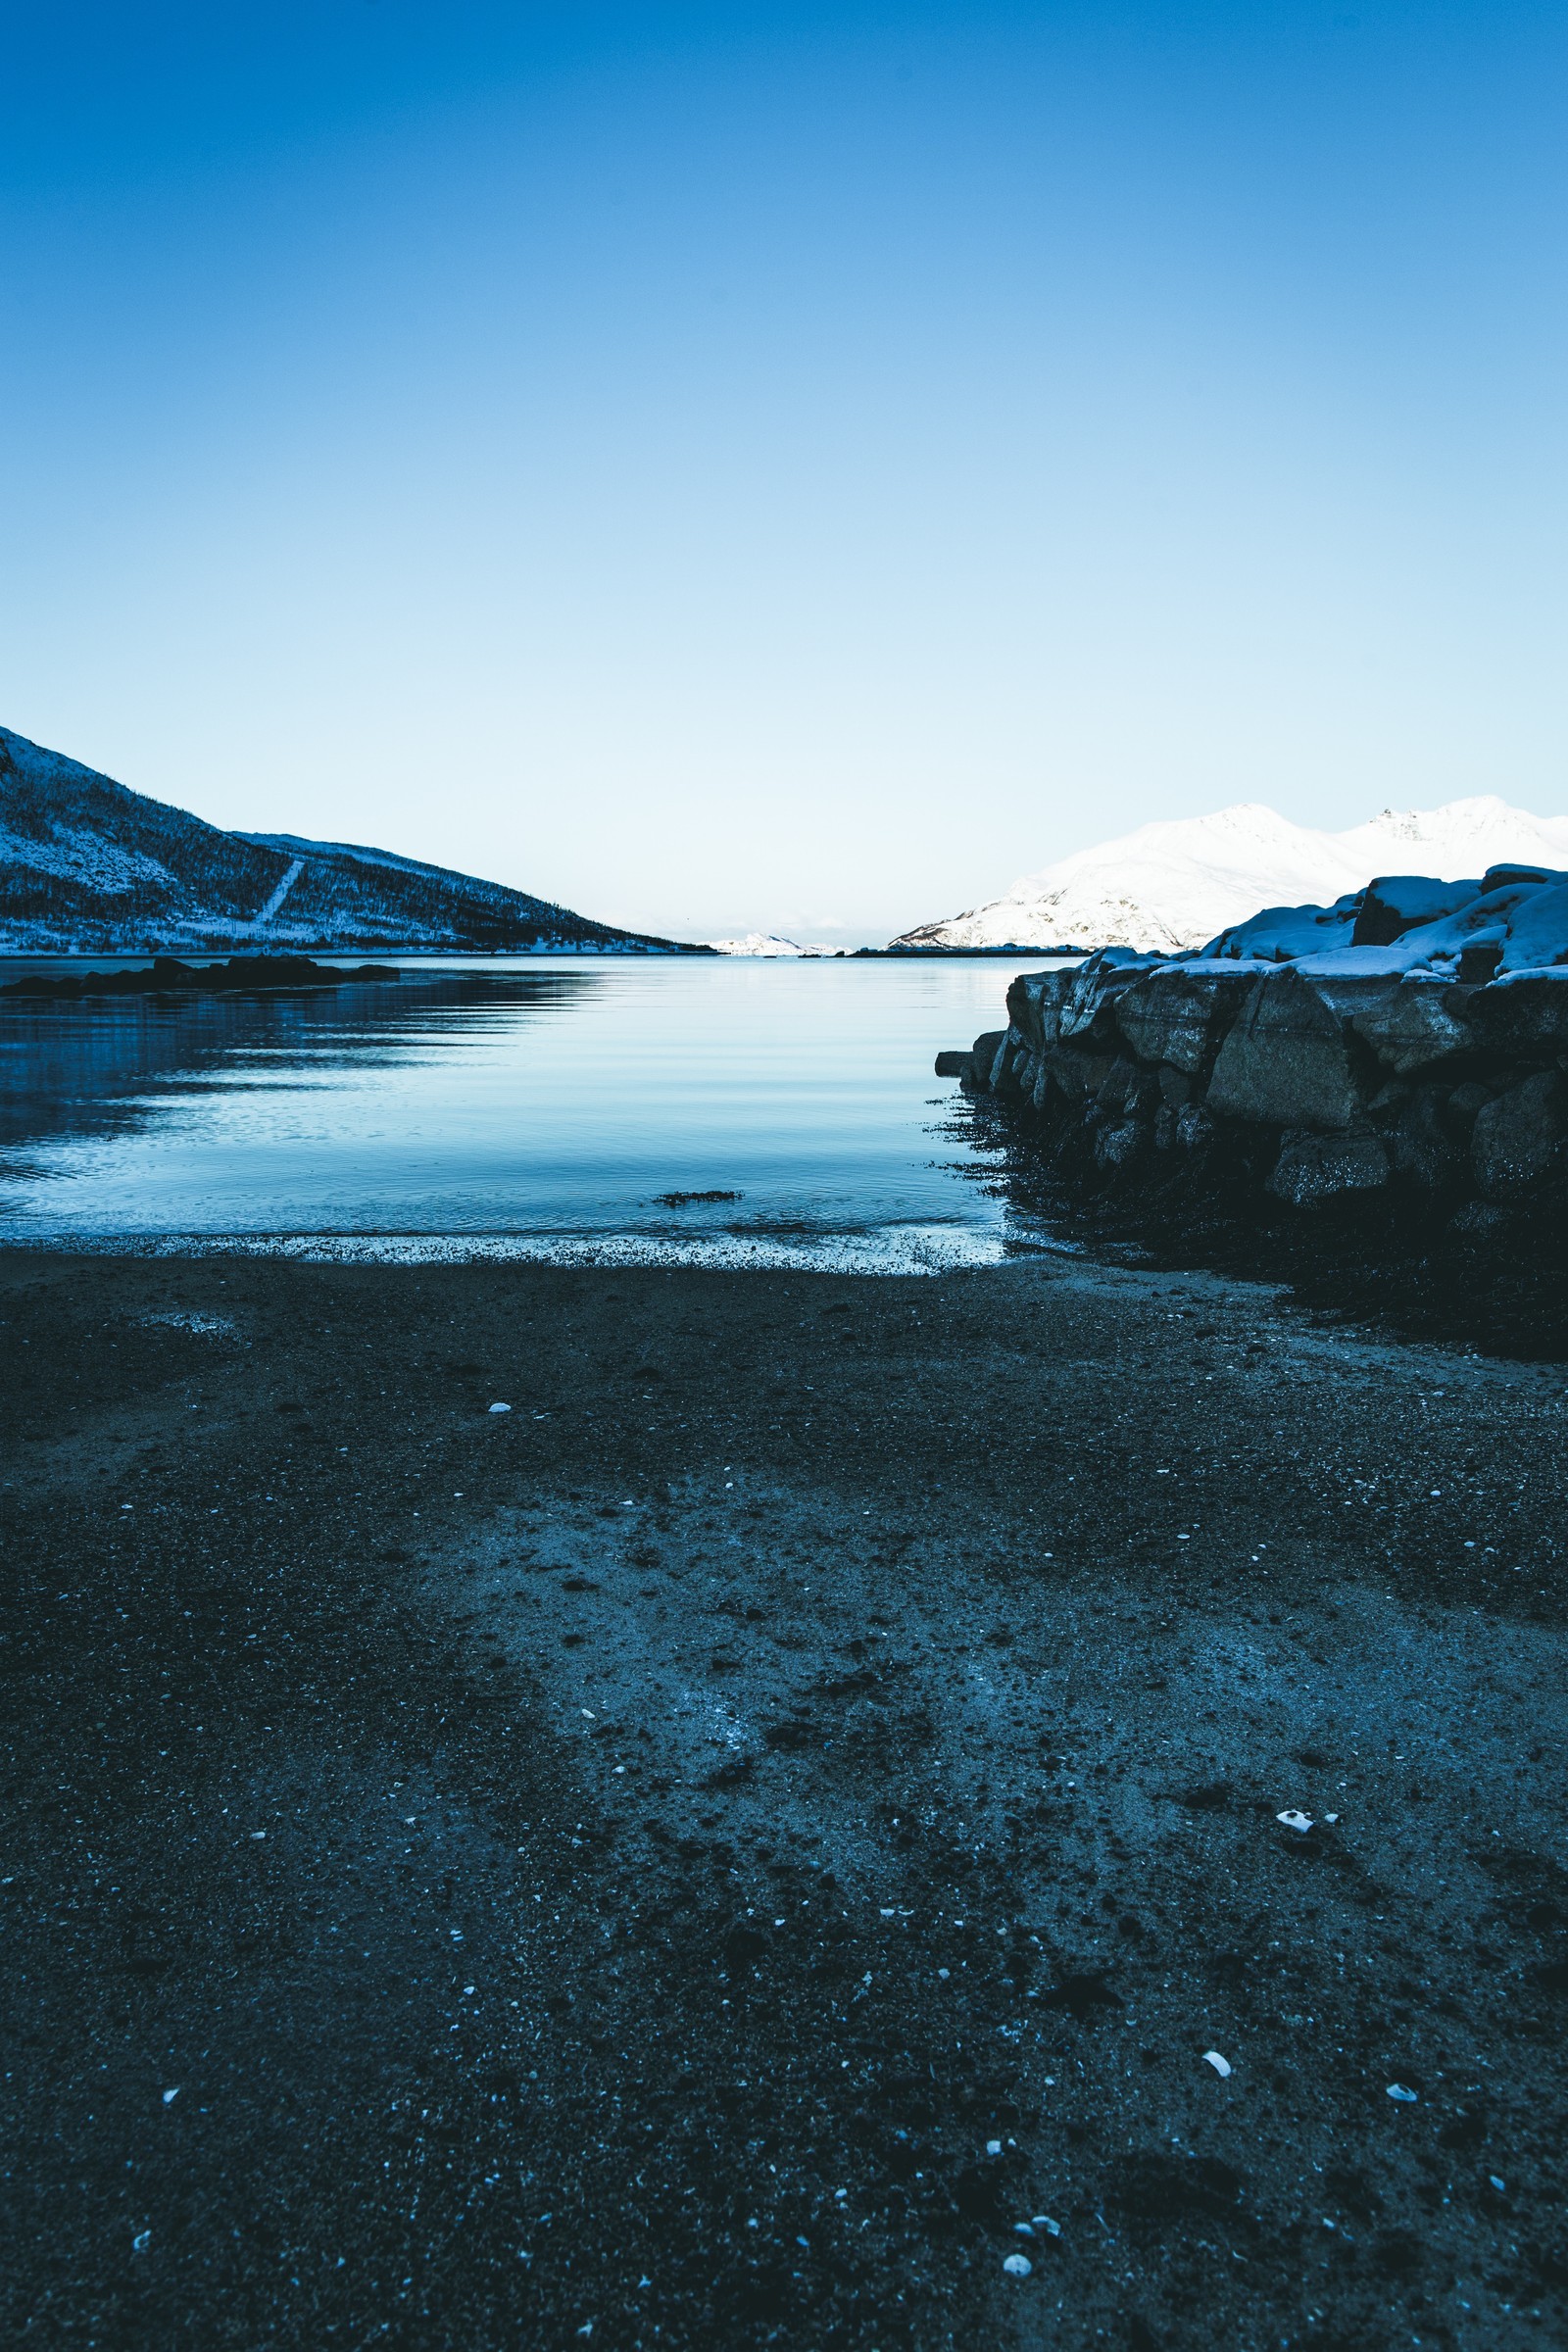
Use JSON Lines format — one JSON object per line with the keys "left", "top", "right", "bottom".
{"left": 0, "top": 726, "right": 693, "bottom": 955}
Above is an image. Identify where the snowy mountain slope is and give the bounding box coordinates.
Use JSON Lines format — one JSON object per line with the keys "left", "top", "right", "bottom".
{"left": 892, "top": 798, "right": 1568, "bottom": 954}
{"left": 708, "top": 933, "right": 832, "bottom": 956}
{"left": 0, "top": 725, "right": 693, "bottom": 955}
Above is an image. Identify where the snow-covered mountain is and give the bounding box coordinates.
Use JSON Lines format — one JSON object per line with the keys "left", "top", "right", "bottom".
{"left": 708, "top": 932, "right": 832, "bottom": 957}
{"left": 890, "top": 799, "right": 1568, "bottom": 955}
{"left": 0, "top": 724, "right": 696, "bottom": 955}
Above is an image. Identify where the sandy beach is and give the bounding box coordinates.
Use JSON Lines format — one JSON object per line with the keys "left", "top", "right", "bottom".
{"left": 3, "top": 1249, "right": 1564, "bottom": 2348}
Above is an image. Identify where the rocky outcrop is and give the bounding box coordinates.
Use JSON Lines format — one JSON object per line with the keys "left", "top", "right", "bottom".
{"left": 944, "top": 953, "right": 1568, "bottom": 1228}
{"left": 0, "top": 955, "right": 401, "bottom": 1001}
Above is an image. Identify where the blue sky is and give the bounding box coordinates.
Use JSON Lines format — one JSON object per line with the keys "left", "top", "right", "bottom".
{"left": 2, "top": 2, "right": 1565, "bottom": 943}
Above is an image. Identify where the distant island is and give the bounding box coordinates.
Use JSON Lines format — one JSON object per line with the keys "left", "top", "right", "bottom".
{"left": 0, "top": 724, "right": 708, "bottom": 956}
{"left": 0, "top": 954, "right": 404, "bottom": 1000}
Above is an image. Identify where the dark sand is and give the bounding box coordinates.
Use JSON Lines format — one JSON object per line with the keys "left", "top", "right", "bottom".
{"left": 2, "top": 1250, "right": 1565, "bottom": 2349}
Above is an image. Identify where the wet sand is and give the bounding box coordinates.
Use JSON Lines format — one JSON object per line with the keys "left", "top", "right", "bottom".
{"left": 2, "top": 1250, "right": 1565, "bottom": 2349}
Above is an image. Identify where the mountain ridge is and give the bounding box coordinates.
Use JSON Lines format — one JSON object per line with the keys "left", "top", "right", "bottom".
{"left": 892, "top": 797, "right": 1568, "bottom": 954}
{"left": 0, "top": 726, "right": 696, "bottom": 955}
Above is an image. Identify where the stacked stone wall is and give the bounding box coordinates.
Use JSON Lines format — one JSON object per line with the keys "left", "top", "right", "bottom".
{"left": 941, "top": 958, "right": 1568, "bottom": 1227}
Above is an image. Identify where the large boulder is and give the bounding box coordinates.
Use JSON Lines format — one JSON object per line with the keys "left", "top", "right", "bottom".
{"left": 1480, "top": 861, "right": 1568, "bottom": 894}
{"left": 1040, "top": 1046, "right": 1114, "bottom": 1102}
{"left": 1351, "top": 875, "right": 1480, "bottom": 946}
{"left": 1497, "top": 882, "right": 1568, "bottom": 973}
{"left": 1399, "top": 880, "right": 1547, "bottom": 960}
{"left": 1375, "top": 1086, "right": 1464, "bottom": 1192}
{"left": 1351, "top": 973, "right": 1476, "bottom": 1076}
{"left": 1282, "top": 966, "right": 1407, "bottom": 1020}
{"left": 1096, "top": 1060, "right": 1161, "bottom": 1118}
{"left": 1056, "top": 956, "right": 1153, "bottom": 1050}
{"left": 1266, "top": 1132, "right": 1391, "bottom": 1209}
{"left": 1004, "top": 967, "right": 1078, "bottom": 1053}
{"left": 1204, "top": 896, "right": 1360, "bottom": 961}
{"left": 1093, "top": 1118, "right": 1149, "bottom": 1170}
{"left": 968, "top": 1030, "right": 1007, "bottom": 1090}
{"left": 1113, "top": 964, "right": 1256, "bottom": 1075}
{"left": 1204, "top": 969, "right": 1367, "bottom": 1130}
{"left": 1471, "top": 1071, "right": 1568, "bottom": 1199}
{"left": 1462, "top": 970, "right": 1568, "bottom": 1059}
{"left": 988, "top": 1031, "right": 1036, "bottom": 1099}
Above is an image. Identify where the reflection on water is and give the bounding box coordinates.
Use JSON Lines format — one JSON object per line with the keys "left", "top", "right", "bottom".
{"left": 0, "top": 956, "right": 1055, "bottom": 1270}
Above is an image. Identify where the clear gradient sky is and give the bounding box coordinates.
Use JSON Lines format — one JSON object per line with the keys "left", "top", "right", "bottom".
{"left": 3, "top": 2, "right": 1565, "bottom": 944}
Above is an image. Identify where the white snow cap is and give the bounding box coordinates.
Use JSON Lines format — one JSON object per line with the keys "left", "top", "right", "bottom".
{"left": 707, "top": 932, "right": 832, "bottom": 956}
{"left": 890, "top": 797, "right": 1568, "bottom": 954}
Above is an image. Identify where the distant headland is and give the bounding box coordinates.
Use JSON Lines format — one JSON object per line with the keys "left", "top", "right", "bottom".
{"left": 0, "top": 725, "right": 710, "bottom": 957}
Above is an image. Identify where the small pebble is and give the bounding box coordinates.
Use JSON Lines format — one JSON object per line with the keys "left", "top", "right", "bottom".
{"left": 1002, "top": 2252, "right": 1032, "bottom": 2278}
{"left": 1203, "top": 2050, "right": 1232, "bottom": 2078}
{"left": 1386, "top": 2082, "right": 1418, "bottom": 2103}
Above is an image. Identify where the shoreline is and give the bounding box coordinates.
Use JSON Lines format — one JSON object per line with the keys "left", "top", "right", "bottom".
{"left": 4, "top": 1250, "right": 1565, "bottom": 2347}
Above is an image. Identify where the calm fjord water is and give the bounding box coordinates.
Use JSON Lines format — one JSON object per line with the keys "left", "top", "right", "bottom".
{"left": 0, "top": 957, "right": 1053, "bottom": 1269}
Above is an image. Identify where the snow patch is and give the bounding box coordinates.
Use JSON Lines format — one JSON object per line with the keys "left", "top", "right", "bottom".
{"left": 0, "top": 821, "right": 173, "bottom": 897}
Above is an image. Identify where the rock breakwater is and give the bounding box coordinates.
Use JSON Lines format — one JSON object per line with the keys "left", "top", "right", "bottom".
{"left": 945, "top": 951, "right": 1568, "bottom": 1230}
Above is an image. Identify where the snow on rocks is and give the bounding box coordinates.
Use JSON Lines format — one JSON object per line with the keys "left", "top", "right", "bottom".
{"left": 1205, "top": 859, "right": 1568, "bottom": 976}
{"left": 1499, "top": 881, "right": 1568, "bottom": 973}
